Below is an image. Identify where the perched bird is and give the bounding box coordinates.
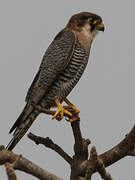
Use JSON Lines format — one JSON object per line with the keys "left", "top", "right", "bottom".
{"left": 7, "top": 12, "right": 105, "bottom": 150}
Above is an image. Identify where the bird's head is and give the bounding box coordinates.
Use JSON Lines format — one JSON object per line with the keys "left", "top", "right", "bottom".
{"left": 67, "top": 12, "right": 105, "bottom": 34}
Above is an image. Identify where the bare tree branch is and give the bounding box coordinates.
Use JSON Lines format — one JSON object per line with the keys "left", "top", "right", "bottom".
{"left": 100, "top": 124, "right": 135, "bottom": 166}
{"left": 0, "top": 147, "right": 63, "bottom": 180}
{"left": 86, "top": 124, "right": 135, "bottom": 175}
{"left": 71, "top": 120, "right": 91, "bottom": 158}
{"left": 26, "top": 122, "right": 135, "bottom": 180}
{"left": 3, "top": 115, "right": 135, "bottom": 180}
{"left": 85, "top": 167, "right": 92, "bottom": 180}
{"left": 28, "top": 132, "right": 73, "bottom": 165}
{"left": 128, "top": 150, "right": 135, "bottom": 156}
{"left": 90, "top": 146, "right": 113, "bottom": 180}
{"left": 5, "top": 163, "right": 17, "bottom": 180}
{"left": 71, "top": 120, "right": 83, "bottom": 155}
{"left": 70, "top": 120, "right": 91, "bottom": 180}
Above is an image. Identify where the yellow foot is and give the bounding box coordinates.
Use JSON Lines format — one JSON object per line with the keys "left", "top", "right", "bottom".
{"left": 64, "top": 98, "right": 80, "bottom": 114}
{"left": 52, "top": 99, "right": 73, "bottom": 121}
{"left": 69, "top": 114, "right": 79, "bottom": 123}
{"left": 64, "top": 98, "right": 80, "bottom": 122}
{"left": 64, "top": 105, "right": 80, "bottom": 114}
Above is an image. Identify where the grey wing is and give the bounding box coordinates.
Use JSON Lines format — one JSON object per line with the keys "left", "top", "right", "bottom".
{"left": 25, "top": 70, "right": 40, "bottom": 102}
{"left": 26, "top": 29, "right": 76, "bottom": 104}
{"left": 8, "top": 29, "right": 76, "bottom": 136}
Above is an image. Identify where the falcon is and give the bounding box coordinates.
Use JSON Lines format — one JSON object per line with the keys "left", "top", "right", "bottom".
{"left": 7, "top": 12, "right": 105, "bottom": 150}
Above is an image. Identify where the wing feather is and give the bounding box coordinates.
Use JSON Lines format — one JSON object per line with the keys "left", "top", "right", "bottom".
{"left": 26, "top": 29, "right": 76, "bottom": 104}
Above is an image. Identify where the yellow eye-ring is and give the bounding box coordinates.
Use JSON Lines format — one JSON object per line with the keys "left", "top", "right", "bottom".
{"left": 88, "top": 17, "right": 93, "bottom": 23}
{"left": 93, "top": 20, "right": 98, "bottom": 24}
{"left": 88, "top": 18, "right": 98, "bottom": 25}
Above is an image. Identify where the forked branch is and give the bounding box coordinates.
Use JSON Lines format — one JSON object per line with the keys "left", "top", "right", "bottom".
{"left": 2, "top": 109, "right": 135, "bottom": 180}
{"left": 86, "top": 124, "right": 135, "bottom": 176}
{"left": 5, "top": 162, "right": 17, "bottom": 180}
{"left": 89, "top": 146, "right": 113, "bottom": 180}
{"left": 0, "top": 147, "right": 63, "bottom": 180}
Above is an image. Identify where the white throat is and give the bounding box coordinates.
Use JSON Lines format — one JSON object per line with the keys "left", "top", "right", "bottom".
{"left": 76, "top": 23, "right": 98, "bottom": 54}
{"left": 81, "top": 23, "right": 98, "bottom": 44}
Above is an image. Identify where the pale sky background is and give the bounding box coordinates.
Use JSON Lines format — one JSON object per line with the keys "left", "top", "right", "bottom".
{"left": 0, "top": 0, "right": 135, "bottom": 179}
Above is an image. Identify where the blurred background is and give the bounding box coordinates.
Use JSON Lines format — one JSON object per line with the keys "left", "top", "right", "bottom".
{"left": 0, "top": 0, "right": 135, "bottom": 179}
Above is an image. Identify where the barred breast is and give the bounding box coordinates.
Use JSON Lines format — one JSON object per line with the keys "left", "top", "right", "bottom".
{"left": 40, "top": 42, "right": 89, "bottom": 108}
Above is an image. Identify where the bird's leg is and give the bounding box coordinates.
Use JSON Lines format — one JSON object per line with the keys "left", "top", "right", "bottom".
{"left": 52, "top": 98, "right": 73, "bottom": 121}
{"left": 64, "top": 98, "right": 80, "bottom": 122}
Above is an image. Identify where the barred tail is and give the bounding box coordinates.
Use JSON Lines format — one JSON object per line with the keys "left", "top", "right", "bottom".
{"left": 7, "top": 105, "right": 39, "bottom": 150}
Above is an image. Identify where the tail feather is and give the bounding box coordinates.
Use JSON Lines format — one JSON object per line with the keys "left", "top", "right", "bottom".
{"left": 7, "top": 106, "right": 39, "bottom": 150}
{"left": 9, "top": 104, "right": 33, "bottom": 134}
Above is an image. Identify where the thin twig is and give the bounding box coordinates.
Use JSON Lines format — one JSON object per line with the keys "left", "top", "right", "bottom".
{"left": 28, "top": 133, "right": 73, "bottom": 165}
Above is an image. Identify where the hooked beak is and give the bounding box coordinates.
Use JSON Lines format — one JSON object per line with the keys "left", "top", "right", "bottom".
{"left": 97, "top": 22, "right": 105, "bottom": 32}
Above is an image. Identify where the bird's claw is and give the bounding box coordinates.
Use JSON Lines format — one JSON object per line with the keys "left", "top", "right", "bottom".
{"left": 63, "top": 104, "right": 80, "bottom": 122}
{"left": 64, "top": 105, "right": 80, "bottom": 114}
{"left": 69, "top": 114, "right": 79, "bottom": 122}
{"left": 52, "top": 105, "right": 73, "bottom": 121}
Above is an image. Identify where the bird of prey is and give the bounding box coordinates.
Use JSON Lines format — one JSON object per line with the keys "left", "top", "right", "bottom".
{"left": 7, "top": 12, "right": 104, "bottom": 150}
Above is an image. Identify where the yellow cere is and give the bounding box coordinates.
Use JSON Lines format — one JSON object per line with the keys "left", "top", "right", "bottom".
{"left": 97, "top": 22, "right": 104, "bottom": 30}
